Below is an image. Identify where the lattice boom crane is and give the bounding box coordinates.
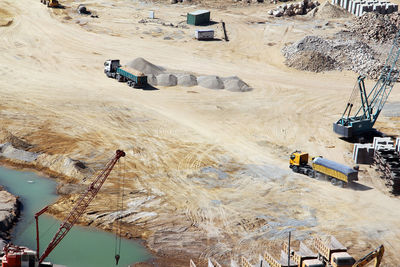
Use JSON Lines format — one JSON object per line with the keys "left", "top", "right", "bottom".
{"left": 1, "top": 149, "right": 126, "bottom": 267}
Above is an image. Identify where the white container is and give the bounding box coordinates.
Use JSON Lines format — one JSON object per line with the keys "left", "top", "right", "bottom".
{"left": 149, "top": 11, "right": 155, "bottom": 19}
{"left": 195, "top": 29, "right": 214, "bottom": 40}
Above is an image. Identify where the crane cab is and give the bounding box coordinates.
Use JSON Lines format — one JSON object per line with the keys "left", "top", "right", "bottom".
{"left": 290, "top": 151, "right": 309, "bottom": 166}
{"left": 1, "top": 246, "right": 36, "bottom": 267}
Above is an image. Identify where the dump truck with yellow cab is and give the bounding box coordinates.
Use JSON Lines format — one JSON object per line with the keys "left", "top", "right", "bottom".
{"left": 40, "top": 0, "right": 60, "bottom": 7}
{"left": 289, "top": 151, "right": 358, "bottom": 187}
{"left": 314, "top": 236, "right": 356, "bottom": 267}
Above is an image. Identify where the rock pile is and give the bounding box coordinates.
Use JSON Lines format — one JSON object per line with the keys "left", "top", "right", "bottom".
{"left": 268, "top": 0, "right": 320, "bottom": 17}
{"left": 282, "top": 34, "right": 383, "bottom": 78}
{"left": 0, "top": 186, "right": 20, "bottom": 239}
{"left": 307, "top": 1, "right": 351, "bottom": 18}
{"left": 350, "top": 12, "right": 400, "bottom": 43}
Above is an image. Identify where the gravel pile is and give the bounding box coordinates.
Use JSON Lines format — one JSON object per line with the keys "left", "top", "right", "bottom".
{"left": 126, "top": 57, "right": 165, "bottom": 75}
{"left": 177, "top": 74, "right": 197, "bottom": 87}
{"left": 156, "top": 73, "right": 177, "bottom": 86}
{"left": 222, "top": 76, "right": 253, "bottom": 92}
{"left": 350, "top": 12, "right": 400, "bottom": 43}
{"left": 282, "top": 35, "right": 383, "bottom": 78}
{"left": 197, "top": 75, "right": 225, "bottom": 89}
{"left": 286, "top": 51, "right": 336, "bottom": 72}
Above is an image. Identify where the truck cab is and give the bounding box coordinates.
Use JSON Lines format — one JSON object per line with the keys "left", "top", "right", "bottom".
{"left": 104, "top": 59, "right": 121, "bottom": 78}
{"left": 290, "top": 151, "right": 309, "bottom": 167}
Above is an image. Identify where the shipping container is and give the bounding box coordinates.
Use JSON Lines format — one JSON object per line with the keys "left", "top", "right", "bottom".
{"left": 187, "top": 10, "right": 210, "bottom": 26}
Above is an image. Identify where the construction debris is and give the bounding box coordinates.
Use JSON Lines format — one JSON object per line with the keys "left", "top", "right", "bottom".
{"left": 268, "top": 0, "right": 320, "bottom": 17}
{"left": 282, "top": 34, "right": 384, "bottom": 78}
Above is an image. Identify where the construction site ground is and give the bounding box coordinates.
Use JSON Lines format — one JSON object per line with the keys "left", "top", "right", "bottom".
{"left": 1, "top": 0, "right": 400, "bottom": 266}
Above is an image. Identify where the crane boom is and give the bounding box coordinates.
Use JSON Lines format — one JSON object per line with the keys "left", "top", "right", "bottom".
{"left": 333, "top": 29, "right": 400, "bottom": 138}
{"left": 36, "top": 149, "right": 126, "bottom": 263}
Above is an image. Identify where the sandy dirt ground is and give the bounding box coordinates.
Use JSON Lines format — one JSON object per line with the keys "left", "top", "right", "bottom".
{"left": 1, "top": 0, "right": 400, "bottom": 266}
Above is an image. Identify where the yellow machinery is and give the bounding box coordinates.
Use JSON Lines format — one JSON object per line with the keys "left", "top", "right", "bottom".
{"left": 352, "top": 245, "right": 384, "bottom": 267}
{"left": 289, "top": 151, "right": 359, "bottom": 187}
{"left": 40, "top": 0, "right": 60, "bottom": 8}
{"left": 289, "top": 151, "right": 315, "bottom": 177}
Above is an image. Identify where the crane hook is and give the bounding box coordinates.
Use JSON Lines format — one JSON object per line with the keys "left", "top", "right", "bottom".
{"left": 115, "top": 254, "right": 120, "bottom": 265}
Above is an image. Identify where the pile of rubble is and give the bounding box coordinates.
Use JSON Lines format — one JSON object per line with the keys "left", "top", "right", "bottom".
{"left": 268, "top": 0, "right": 320, "bottom": 17}
{"left": 282, "top": 34, "right": 384, "bottom": 78}
{"left": 349, "top": 12, "right": 400, "bottom": 43}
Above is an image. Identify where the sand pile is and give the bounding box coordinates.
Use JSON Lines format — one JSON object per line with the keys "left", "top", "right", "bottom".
{"left": 197, "top": 76, "right": 225, "bottom": 90}
{"left": 156, "top": 74, "right": 177, "bottom": 86}
{"left": 126, "top": 57, "right": 165, "bottom": 75}
{"left": 177, "top": 74, "right": 197, "bottom": 87}
{"left": 307, "top": 1, "right": 351, "bottom": 18}
{"left": 222, "top": 77, "right": 253, "bottom": 92}
{"left": 286, "top": 51, "right": 336, "bottom": 72}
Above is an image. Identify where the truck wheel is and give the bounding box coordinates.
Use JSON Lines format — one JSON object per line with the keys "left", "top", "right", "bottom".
{"left": 307, "top": 170, "right": 315, "bottom": 178}
{"left": 331, "top": 178, "right": 337, "bottom": 186}
{"left": 116, "top": 74, "right": 123, "bottom": 82}
{"left": 131, "top": 81, "right": 137, "bottom": 88}
{"left": 337, "top": 181, "right": 344, "bottom": 188}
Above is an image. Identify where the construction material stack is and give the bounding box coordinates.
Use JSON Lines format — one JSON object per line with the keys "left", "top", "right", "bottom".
{"left": 373, "top": 137, "right": 400, "bottom": 195}
{"left": 263, "top": 250, "right": 297, "bottom": 267}
{"left": 283, "top": 242, "right": 324, "bottom": 267}
{"left": 313, "top": 236, "right": 355, "bottom": 267}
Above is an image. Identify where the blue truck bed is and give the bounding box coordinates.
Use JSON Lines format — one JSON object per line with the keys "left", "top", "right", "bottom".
{"left": 117, "top": 67, "right": 147, "bottom": 88}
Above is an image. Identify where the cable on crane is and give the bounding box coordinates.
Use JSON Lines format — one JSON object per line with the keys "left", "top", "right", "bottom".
{"left": 114, "top": 157, "right": 125, "bottom": 265}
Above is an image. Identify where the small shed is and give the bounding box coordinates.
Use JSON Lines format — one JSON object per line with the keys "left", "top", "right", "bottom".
{"left": 195, "top": 29, "right": 214, "bottom": 40}
{"left": 187, "top": 10, "right": 210, "bottom": 26}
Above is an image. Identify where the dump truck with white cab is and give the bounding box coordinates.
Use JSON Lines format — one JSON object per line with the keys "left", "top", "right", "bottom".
{"left": 104, "top": 59, "right": 147, "bottom": 88}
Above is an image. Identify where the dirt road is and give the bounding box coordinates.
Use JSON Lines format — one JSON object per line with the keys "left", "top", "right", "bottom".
{"left": 1, "top": 0, "right": 400, "bottom": 265}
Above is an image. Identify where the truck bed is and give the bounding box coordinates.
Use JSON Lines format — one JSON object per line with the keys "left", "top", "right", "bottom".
{"left": 119, "top": 66, "right": 145, "bottom": 77}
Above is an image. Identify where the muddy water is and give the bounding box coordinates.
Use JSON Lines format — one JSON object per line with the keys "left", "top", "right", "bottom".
{"left": 0, "top": 166, "right": 151, "bottom": 267}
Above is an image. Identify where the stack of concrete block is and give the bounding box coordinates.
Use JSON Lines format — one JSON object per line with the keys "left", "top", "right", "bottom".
{"left": 395, "top": 137, "right": 400, "bottom": 153}
{"left": 353, "top": 143, "right": 375, "bottom": 164}
{"left": 373, "top": 137, "right": 394, "bottom": 150}
{"left": 331, "top": 0, "right": 398, "bottom": 16}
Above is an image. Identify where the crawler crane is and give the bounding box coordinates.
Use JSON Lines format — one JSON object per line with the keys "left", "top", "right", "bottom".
{"left": 1, "top": 150, "right": 125, "bottom": 267}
